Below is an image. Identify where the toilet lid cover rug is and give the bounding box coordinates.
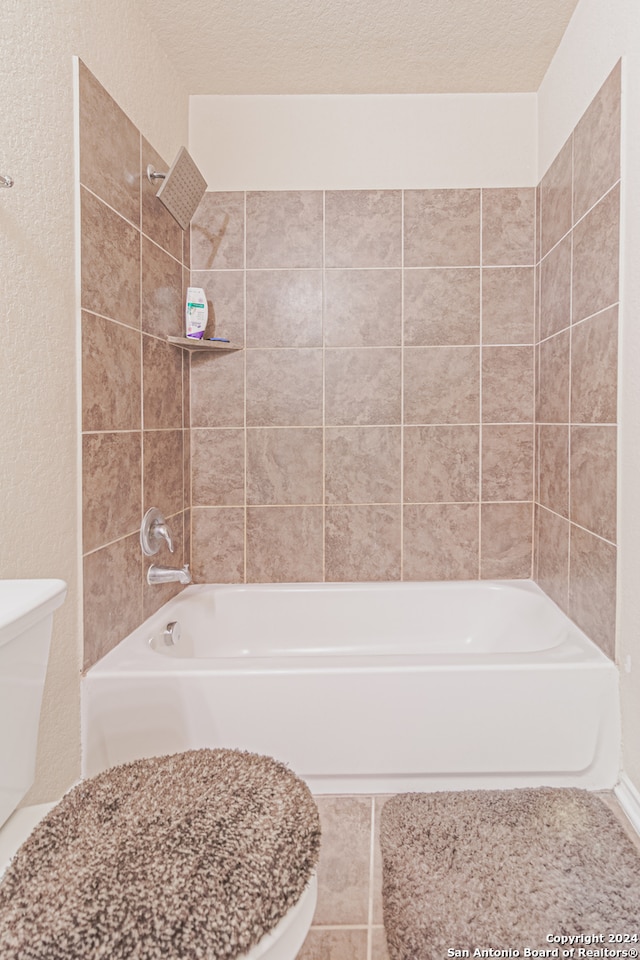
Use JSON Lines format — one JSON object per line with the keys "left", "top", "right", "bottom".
{"left": 0, "top": 749, "right": 321, "bottom": 960}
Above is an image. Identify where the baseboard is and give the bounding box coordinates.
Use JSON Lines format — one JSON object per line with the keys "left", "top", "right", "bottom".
{"left": 614, "top": 772, "right": 640, "bottom": 838}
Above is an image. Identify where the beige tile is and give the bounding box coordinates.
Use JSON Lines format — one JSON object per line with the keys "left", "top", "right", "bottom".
{"left": 142, "top": 334, "right": 183, "bottom": 430}
{"left": 482, "top": 267, "right": 535, "bottom": 344}
{"left": 182, "top": 223, "right": 190, "bottom": 268}
{"left": 371, "top": 927, "right": 391, "bottom": 960}
{"left": 537, "top": 330, "right": 570, "bottom": 424}
{"left": 312, "top": 796, "right": 372, "bottom": 925}
{"left": 296, "top": 928, "right": 368, "bottom": 960}
{"left": 141, "top": 137, "right": 182, "bottom": 261}
{"left": 540, "top": 137, "right": 573, "bottom": 258}
{"left": 482, "top": 188, "right": 535, "bottom": 266}
{"left": 141, "top": 235, "right": 183, "bottom": 339}
{"left": 183, "top": 508, "right": 192, "bottom": 568}
{"left": 247, "top": 427, "right": 323, "bottom": 505}
{"left": 538, "top": 424, "right": 569, "bottom": 518}
{"left": 404, "top": 268, "right": 480, "bottom": 346}
{"left": 535, "top": 505, "right": 570, "bottom": 614}
{"left": 192, "top": 428, "right": 245, "bottom": 506}
{"left": 182, "top": 350, "right": 191, "bottom": 429}
{"left": 246, "top": 506, "right": 323, "bottom": 582}
{"left": 82, "top": 432, "right": 141, "bottom": 553}
{"left": 325, "top": 349, "right": 401, "bottom": 426}
{"left": 191, "top": 507, "right": 244, "bottom": 583}
{"left": 404, "top": 347, "right": 479, "bottom": 424}
{"left": 535, "top": 261, "right": 541, "bottom": 345}
{"left": 481, "top": 502, "right": 533, "bottom": 579}
{"left": 78, "top": 61, "right": 140, "bottom": 226}
{"left": 325, "top": 505, "right": 401, "bottom": 581}
{"left": 540, "top": 234, "right": 571, "bottom": 340}
{"left": 143, "top": 429, "right": 183, "bottom": 517}
{"left": 573, "top": 61, "right": 621, "bottom": 223}
{"left": 142, "top": 510, "right": 186, "bottom": 619}
{"left": 571, "top": 306, "right": 618, "bottom": 424}
{"left": 404, "top": 425, "right": 479, "bottom": 503}
{"left": 482, "top": 424, "right": 534, "bottom": 502}
{"left": 569, "top": 525, "right": 616, "bottom": 658}
{"left": 535, "top": 183, "right": 542, "bottom": 264}
{"left": 190, "top": 350, "right": 245, "bottom": 428}
{"left": 246, "top": 349, "right": 323, "bottom": 426}
{"left": 83, "top": 533, "right": 142, "bottom": 670}
{"left": 190, "top": 191, "right": 245, "bottom": 270}
{"left": 246, "top": 191, "right": 323, "bottom": 268}
{"left": 482, "top": 346, "right": 534, "bottom": 423}
{"left": 183, "top": 426, "right": 191, "bottom": 507}
{"left": 325, "top": 190, "right": 402, "bottom": 267}
{"left": 246, "top": 270, "right": 322, "bottom": 347}
{"left": 325, "top": 269, "right": 402, "bottom": 347}
{"left": 403, "top": 503, "right": 479, "bottom": 580}
{"left": 325, "top": 426, "right": 401, "bottom": 504}
{"left": 372, "top": 795, "right": 391, "bottom": 925}
{"left": 572, "top": 184, "right": 620, "bottom": 323}
{"left": 81, "top": 187, "right": 140, "bottom": 326}
{"left": 189, "top": 270, "right": 244, "bottom": 345}
{"left": 82, "top": 312, "right": 141, "bottom": 432}
{"left": 404, "top": 189, "right": 480, "bottom": 267}
{"left": 570, "top": 425, "right": 617, "bottom": 542}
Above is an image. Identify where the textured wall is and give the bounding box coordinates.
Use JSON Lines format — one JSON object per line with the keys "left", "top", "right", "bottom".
{"left": 1, "top": 0, "right": 188, "bottom": 802}
{"left": 534, "top": 63, "right": 620, "bottom": 659}
{"left": 189, "top": 187, "right": 536, "bottom": 583}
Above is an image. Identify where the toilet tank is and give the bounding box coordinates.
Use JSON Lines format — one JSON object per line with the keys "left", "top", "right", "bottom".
{"left": 0, "top": 580, "right": 67, "bottom": 828}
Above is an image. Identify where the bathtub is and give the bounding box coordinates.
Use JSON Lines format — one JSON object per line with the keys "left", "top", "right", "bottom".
{"left": 81, "top": 579, "right": 620, "bottom": 792}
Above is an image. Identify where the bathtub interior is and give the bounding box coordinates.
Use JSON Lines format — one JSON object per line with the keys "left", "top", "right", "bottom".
{"left": 146, "top": 579, "right": 578, "bottom": 659}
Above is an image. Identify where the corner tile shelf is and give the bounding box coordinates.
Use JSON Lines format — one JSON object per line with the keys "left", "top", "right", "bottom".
{"left": 166, "top": 336, "right": 242, "bottom": 352}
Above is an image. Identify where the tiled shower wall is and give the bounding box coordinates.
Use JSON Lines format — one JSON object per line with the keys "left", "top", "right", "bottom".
{"left": 79, "top": 62, "right": 191, "bottom": 670}
{"left": 189, "top": 187, "right": 536, "bottom": 583}
{"left": 534, "top": 61, "right": 620, "bottom": 658}
{"left": 78, "top": 60, "right": 620, "bottom": 669}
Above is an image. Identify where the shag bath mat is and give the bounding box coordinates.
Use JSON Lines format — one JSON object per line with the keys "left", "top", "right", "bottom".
{"left": 380, "top": 788, "right": 640, "bottom": 960}
{"left": 0, "top": 749, "right": 321, "bottom": 960}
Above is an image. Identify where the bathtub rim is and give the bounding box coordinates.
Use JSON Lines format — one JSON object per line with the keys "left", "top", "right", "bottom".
{"left": 85, "top": 578, "right": 616, "bottom": 676}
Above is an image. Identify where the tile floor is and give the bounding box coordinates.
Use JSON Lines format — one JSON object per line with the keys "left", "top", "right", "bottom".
{"left": 296, "top": 791, "right": 640, "bottom": 960}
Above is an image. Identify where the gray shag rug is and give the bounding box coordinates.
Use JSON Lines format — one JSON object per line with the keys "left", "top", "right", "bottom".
{"left": 380, "top": 787, "right": 640, "bottom": 960}
{"left": 0, "top": 749, "right": 321, "bottom": 960}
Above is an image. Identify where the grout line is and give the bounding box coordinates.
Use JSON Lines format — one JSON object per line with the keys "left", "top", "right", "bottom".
{"left": 139, "top": 134, "right": 145, "bottom": 617}
{"left": 366, "top": 796, "right": 376, "bottom": 960}
{"left": 479, "top": 188, "right": 483, "bottom": 580}
{"left": 400, "top": 190, "right": 405, "bottom": 581}
{"left": 322, "top": 190, "right": 326, "bottom": 582}
{"left": 243, "top": 190, "right": 248, "bottom": 584}
{"left": 567, "top": 136, "right": 575, "bottom": 598}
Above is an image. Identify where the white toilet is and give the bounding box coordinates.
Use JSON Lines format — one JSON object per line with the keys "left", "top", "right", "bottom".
{"left": 0, "top": 579, "right": 67, "bottom": 875}
{"left": 0, "top": 580, "right": 316, "bottom": 959}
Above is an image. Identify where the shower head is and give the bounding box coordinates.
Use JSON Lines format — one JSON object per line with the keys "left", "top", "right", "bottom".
{"left": 147, "top": 146, "right": 207, "bottom": 230}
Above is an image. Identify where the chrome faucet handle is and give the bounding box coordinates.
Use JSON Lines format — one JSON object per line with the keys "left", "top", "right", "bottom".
{"left": 140, "top": 508, "right": 175, "bottom": 556}
{"left": 153, "top": 521, "right": 174, "bottom": 553}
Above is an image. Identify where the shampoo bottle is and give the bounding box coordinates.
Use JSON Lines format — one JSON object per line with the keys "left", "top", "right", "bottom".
{"left": 185, "top": 287, "right": 208, "bottom": 339}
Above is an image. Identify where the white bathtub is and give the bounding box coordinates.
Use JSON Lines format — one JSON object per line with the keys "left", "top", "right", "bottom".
{"left": 81, "top": 579, "right": 620, "bottom": 792}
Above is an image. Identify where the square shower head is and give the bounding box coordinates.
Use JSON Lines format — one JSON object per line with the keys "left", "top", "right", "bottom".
{"left": 154, "top": 146, "right": 207, "bottom": 230}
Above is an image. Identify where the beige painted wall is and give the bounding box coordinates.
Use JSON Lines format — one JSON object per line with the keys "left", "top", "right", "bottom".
{"left": 1, "top": 0, "right": 188, "bottom": 803}
{"left": 538, "top": 0, "right": 640, "bottom": 792}
{"left": 189, "top": 93, "right": 537, "bottom": 190}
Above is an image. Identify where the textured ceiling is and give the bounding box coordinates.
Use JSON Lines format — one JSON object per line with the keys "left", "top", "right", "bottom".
{"left": 140, "top": 0, "right": 580, "bottom": 94}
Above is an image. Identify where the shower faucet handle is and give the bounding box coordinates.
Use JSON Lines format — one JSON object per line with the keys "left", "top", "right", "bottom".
{"left": 140, "top": 508, "right": 175, "bottom": 556}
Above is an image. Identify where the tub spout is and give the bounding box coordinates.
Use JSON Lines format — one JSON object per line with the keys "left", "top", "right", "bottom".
{"left": 147, "top": 564, "right": 192, "bottom": 585}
